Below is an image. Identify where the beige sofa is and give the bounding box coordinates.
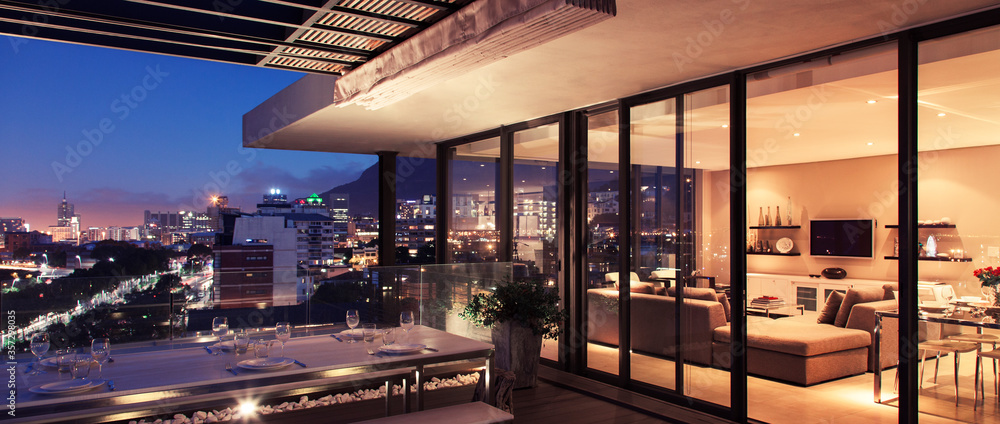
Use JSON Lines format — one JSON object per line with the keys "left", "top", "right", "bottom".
{"left": 587, "top": 286, "right": 728, "bottom": 366}
{"left": 712, "top": 287, "right": 899, "bottom": 386}
{"left": 589, "top": 283, "right": 899, "bottom": 386}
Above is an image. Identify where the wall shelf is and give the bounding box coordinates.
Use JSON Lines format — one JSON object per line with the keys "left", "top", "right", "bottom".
{"left": 883, "top": 256, "right": 971, "bottom": 262}
{"left": 749, "top": 252, "right": 801, "bottom": 256}
{"left": 884, "top": 224, "right": 956, "bottom": 229}
{"left": 749, "top": 226, "right": 801, "bottom": 230}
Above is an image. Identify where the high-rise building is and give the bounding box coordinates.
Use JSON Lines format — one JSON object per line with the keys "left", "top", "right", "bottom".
{"left": 262, "top": 189, "right": 287, "bottom": 205}
{"left": 144, "top": 210, "right": 213, "bottom": 244}
{"left": 213, "top": 245, "right": 275, "bottom": 309}
{"left": 56, "top": 192, "right": 74, "bottom": 226}
{"left": 0, "top": 218, "right": 25, "bottom": 233}
{"left": 291, "top": 193, "right": 329, "bottom": 216}
{"left": 207, "top": 195, "right": 240, "bottom": 232}
{"left": 329, "top": 193, "right": 349, "bottom": 241}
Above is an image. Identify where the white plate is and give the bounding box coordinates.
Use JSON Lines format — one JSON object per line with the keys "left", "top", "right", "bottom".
{"left": 775, "top": 237, "right": 793, "bottom": 254}
{"left": 338, "top": 328, "right": 383, "bottom": 339}
{"left": 378, "top": 344, "right": 426, "bottom": 355}
{"left": 920, "top": 305, "right": 950, "bottom": 313}
{"left": 29, "top": 379, "right": 105, "bottom": 395}
{"left": 39, "top": 357, "right": 59, "bottom": 368}
{"left": 237, "top": 357, "right": 294, "bottom": 370}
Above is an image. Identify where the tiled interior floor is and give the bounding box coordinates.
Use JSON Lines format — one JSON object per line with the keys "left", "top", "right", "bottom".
{"left": 580, "top": 342, "right": 1000, "bottom": 423}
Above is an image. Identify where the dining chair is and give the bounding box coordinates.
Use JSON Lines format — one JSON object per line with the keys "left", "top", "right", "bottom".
{"left": 976, "top": 348, "right": 1000, "bottom": 409}
{"left": 918, "top": 340, "right": 978, "bottom": 406}
{"left": 947, "top": 332, "right": 999, "bottom": 397}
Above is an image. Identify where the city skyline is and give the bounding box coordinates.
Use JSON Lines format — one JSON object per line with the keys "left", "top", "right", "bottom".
{"left": 0, "top": 36, "right": 378, "bottom": 229}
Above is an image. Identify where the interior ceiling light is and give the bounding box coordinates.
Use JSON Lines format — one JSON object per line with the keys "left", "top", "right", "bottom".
{"left": 333, "top": 0, "right": 617, "bottom": 110}
{"left": 867, "top": 142, "right": 874, "bottom": 146}
{"left": 867, "top": 99, "right": 877, "bottom": 104}
{"left": 793, "top": 133, "right": 801, "bottom": 137}
{"left": 938, "top": 112, "right": 947, "bottom": 117}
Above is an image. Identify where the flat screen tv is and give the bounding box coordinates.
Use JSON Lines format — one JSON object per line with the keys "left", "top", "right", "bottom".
{"left": 810, "top": 219, "right": 874, "bottom": 258}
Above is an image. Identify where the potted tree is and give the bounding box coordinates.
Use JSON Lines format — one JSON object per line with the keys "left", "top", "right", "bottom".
{"left": 460, "top": 279, "right": 567, "bottom": 389}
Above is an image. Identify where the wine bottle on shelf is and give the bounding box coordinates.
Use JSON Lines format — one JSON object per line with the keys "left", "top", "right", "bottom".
{"left": 765, "top": 206, "right": 771, "bottom": 226}
{"left": 758, "top": 207, "right": 764, "bottom": 226}
{"left": 775, "top": 206, "right": 782, "bottom": 226}
{"left": 786, "top": 196, "right": 792, "bottom": 225}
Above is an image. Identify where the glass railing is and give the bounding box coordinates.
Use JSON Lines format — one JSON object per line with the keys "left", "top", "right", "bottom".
{"left": 368, "top": 262, "right": 513, "bottom": 343}
{"left": 2, "top": 262, "right": 514, "bottom": 356}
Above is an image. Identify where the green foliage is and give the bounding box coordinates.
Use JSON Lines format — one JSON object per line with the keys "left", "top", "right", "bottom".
{"left": 460, "top": 279, "right": 567, "bottom": 340}
{"left": 187, "top": 243, "right": 212, "bottom": 258}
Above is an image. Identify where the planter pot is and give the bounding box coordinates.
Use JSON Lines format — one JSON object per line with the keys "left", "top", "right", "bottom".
{"left": 491, "top": 321, "right": 543, "bottom": 389}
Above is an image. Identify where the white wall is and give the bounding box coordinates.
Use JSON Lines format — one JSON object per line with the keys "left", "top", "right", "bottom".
{"left": 704, "top": 144, "right": 1000, "bottom": 298}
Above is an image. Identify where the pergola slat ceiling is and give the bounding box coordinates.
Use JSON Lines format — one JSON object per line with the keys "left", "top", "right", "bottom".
{"left": 0, "top": 0, "right": 469, "bottom": 75}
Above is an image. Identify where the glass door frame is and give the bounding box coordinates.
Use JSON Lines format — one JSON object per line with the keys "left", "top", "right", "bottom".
{"left": 617, "top": 74, "right": 738, "bottom": 417}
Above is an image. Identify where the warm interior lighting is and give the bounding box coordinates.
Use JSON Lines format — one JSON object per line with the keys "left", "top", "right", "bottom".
{"left": 867, "top": 142, "right": 874, "bottom": 146}
{"left": 866, "top": 99, "right": 877, "bottom": 104}
{"left": 333, "top": 0, "right": 617, "bottom": 109}
{"left": 937, "top": 112, "right": 947, "bottom": 117}
{"left": 793, "top": 133, "right": 801, "bottom": 137}
{"left": 722, "top": 124, "right": 729, "bottom": 128}
{"left": 239, "top": 402, "right": 256, "bottom": 416}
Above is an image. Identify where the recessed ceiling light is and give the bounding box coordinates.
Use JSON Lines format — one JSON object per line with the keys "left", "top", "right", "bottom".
{"left": 867, "top": 142, "right": 874, "bottom": 146}
{"left": 937, "top": 113, "right": 946, "bottom": 117}
{"left": 695, "top": 161, "right": 701, "bottom": 164}
{"left": 793, "top": 133, "right": 801, "bottom": 137}
{"left": 722, "top": 124, "right": 729, "bottom": 128}
{"left": 867, "top": 100, "right": 877, "bottom": 104}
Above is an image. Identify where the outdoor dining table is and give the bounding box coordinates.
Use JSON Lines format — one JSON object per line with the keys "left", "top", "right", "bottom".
{"left": 874, "top": 309, "right": 1000, "bottom": 404}
{"left": 10, "top": 325, "right": 495, "bottom": 423}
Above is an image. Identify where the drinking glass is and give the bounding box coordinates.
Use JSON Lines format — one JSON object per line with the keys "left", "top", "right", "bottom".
{"left": 212, "top": 316, "right": 229, "bottom": 345}
{"left": 382, "top": 327, "right": 396, "bottom": 346}
{"left": 91, "top": 338, "right": 110, "bottom": 379}
{"left": 57, "top": 349, "right": 74, "bottom": 374}
{"left": 71, "top": 354, "right": 91, "bottom": 380}
{"left": 253, "top": 340, "right": 272, "bottom": 359}
{"left": 345, "top": 310, "right": 360, "bottom": 343}
{"left": 234, "top": 329, "right": 250, "bottom": 354}
{"left": 400, "top": 311, "right": 414, "bottom": 343}
{"left": 29, "top": 332, "right": 50, "bottom": 375}
{"left": 362, "top": 324, "right": 377, "bottom": 355}
{"left": 275, "top": 322, "right": 291, "bottom": 357}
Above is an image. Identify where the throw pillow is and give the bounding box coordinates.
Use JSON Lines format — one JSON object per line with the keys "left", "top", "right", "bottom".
{"left": 666, "top": 286, "right": 717, "bottom": 302}
{"left": 834, "top": 286, "right": 885, "bottom": 327}
{"left": 630, "top": 282, "right": 654, "bottom": 294}
{"left": 718, "top": 293, "right": 732, "bottom": 322}
{"left": 882, "top": 283, "right": 899, "bottom": 301}
{"left": 816, "top": 290, "right": 844, "bottom": 325}
{"left": 654, "top": 286, "right": 667, "bottom": 296}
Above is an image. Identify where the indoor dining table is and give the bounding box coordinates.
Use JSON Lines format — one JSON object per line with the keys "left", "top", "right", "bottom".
{"left": 10, "top": 325, "right": 495, "bottom": 423}
{"left": 874, "top": 309, "right": 1000, "bottom": 404}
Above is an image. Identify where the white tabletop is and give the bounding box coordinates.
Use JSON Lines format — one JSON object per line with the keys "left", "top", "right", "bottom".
{"left": 12, "top": 326, "right": 494, "bottom": 423}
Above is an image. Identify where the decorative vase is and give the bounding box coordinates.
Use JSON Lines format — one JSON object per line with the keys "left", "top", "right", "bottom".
{"left": 492, "top": 321, "right": 543, "bottom": 389}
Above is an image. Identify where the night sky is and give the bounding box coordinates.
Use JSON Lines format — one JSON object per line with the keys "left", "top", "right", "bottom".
{"left": 0, "top": 36, "right": 377, "bottom": 229}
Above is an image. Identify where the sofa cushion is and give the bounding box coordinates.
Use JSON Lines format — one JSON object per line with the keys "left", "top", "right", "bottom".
{"left": 714, "top": 319, "right": 870, "bottom": 357}
{"left": 882, "top": 283, "right": 898, "bottom": 301}
{"left": 654, "top": 286, "right": 667, "bottom": 296}
{"left": 666, "top": 287, "right": 717, "bottom": 302}
{"left": 834, "top": 287, "right": 885, "bottom": 327}
{"left": 614, "top": 279, "right": 654, "bottom": 293}
{"left": 817, "top": 290, "right": 844, "bottom": 325}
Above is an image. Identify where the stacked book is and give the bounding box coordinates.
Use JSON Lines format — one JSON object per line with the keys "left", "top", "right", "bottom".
{"left": 751, "top": 296, "right": 786, "bottom": 308}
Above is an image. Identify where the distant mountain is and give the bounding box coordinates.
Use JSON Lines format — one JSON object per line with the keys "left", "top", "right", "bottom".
{"left": 320, "top": 158, "right": 437, "bottom": 216}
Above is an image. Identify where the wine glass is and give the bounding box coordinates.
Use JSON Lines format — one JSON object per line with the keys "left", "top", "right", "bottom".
{"left": 400, "top": 311, "right": 415, "bottom": 343}
{"left": 212, "top": 316, "right": 229, "bottom": 346}
{"left": 275, "top": 322, "right": 291, "bottom": 357}
{"left": 91, "top": 338, "right": 110, "bottom": 379}
{"left": 346, "top": 310, "right": 360, "bottom": 343}
{"left": 29, "top": 332, "right": 50, "bottom": 375}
